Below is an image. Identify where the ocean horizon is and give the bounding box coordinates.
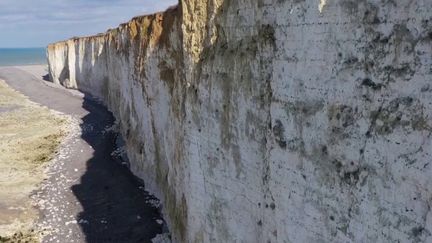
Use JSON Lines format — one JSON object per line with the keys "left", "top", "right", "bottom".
{"left": 0, "top": 48, "right": 46, "bottom": 66}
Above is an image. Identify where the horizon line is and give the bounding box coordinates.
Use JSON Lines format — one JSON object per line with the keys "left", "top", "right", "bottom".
{"left": 0, "top": 47, "right": 46, "bottom": 49}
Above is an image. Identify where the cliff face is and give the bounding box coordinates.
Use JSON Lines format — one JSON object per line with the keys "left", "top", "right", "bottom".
{"left": 48, "top": 0, "right": 432, "bottom": 242}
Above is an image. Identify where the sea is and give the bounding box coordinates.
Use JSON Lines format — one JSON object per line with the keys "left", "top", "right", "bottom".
{"left": 0, "top": 48, "right": 46, "bottom": 66}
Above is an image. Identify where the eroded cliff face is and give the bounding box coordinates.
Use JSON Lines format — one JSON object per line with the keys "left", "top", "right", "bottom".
{"left": 48, "top": 1, "right": 432, "bottom": 242}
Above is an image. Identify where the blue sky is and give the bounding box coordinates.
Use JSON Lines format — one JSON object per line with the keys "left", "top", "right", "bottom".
{"left": 0, "top": 0, "right": 177, "bottom": 48}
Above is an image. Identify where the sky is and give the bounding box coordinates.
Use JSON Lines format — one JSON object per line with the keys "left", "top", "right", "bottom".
{"left": 0, "top": 0, "right": 177, "bottom": 48}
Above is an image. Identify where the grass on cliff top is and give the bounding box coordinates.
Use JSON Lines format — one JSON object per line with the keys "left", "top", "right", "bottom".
{"left": 0, "top": 79, "right": 69, "bottom": 242}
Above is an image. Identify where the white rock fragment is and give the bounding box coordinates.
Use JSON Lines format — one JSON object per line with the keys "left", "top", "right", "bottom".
{"left": 156, "top": 219, "right": 164, "bottom": 225}
{"left": 151, "top": 233, "right": 171, "bottom": 243}
{"left": 65, "top": 220, "right": 77, "bottom": 226}
{"left": 78, "top": 219, "right": 89, "bottom": 224}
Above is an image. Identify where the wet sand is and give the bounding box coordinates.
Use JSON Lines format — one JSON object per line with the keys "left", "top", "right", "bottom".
{"left": 0, "top": 66, "right": 166, "bottom": 242}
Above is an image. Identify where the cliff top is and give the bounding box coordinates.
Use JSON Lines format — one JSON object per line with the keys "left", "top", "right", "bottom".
{"left": 48, "top": 4, "right": 179, "bottom": 47}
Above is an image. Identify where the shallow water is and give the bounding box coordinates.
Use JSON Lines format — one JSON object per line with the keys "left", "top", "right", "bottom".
{"left": 0, "top": 48, "right": 46, "bottom": 66}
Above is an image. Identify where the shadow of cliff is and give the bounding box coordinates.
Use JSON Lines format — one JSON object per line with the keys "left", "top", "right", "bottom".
{"left": 71, "top": 94, "right": 164, "bottom": 243}
{"left": 42, "top": 74, "right": 50, "bottom": 81}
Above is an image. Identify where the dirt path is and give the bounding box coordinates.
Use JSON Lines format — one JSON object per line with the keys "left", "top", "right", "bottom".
{"left": 0, "top": 66, "right": 166, "bottom": 243}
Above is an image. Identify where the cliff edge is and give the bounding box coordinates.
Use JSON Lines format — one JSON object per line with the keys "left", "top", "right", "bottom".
{"left": 48, "top": 0, "right": 432, "bottom": 242}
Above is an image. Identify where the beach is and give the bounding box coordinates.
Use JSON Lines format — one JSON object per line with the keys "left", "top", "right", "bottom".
{"left": 0, "top": 66, "right": 164, "bottom": 242}
{"left": 0, "top": 72, "right": 69, "bottom": 242}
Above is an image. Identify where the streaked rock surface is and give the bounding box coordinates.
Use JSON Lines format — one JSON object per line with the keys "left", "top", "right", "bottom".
{"left": 48, "top": 1, "right": 432, "bottom": 242}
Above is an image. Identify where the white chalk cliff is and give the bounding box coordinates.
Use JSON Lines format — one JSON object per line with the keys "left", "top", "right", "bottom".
{"left": 47, "top": 0, "right": 432, "bottom": 242}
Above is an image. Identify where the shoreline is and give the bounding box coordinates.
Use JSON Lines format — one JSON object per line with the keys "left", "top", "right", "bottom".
{"left": 0, "top": 63, "right": 46, "bottom": 66}
{"left": 0, "top": 48, "right": 46, "bottom": 68}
